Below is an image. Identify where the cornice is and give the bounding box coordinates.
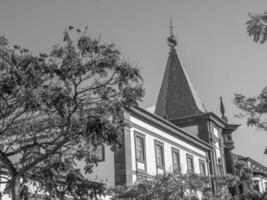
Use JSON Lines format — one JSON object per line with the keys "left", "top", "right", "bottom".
{"left": 127, "top": 107, "right": 212, "bottom": 151}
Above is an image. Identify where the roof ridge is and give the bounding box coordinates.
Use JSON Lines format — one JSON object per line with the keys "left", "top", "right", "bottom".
{"left": 176, "top": 48, "right": 207, "bottom": 113}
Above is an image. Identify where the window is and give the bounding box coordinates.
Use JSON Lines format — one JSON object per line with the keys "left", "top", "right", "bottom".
{"left": 155, "top": 141, "right": 164, "bottom": 169}
{"left": 186, "top": 154, "right": 194, "bottom": 173}
{"left": 212, "top": 127, "right": 219, "bottom": 138}
{"left": 172, "top": 148, "right": 181, "bottom": 173}
{"left": 253, "top": 180, "right": 260, "bottom": 192}
{"left": 87, "top": 143, "right": 105, "bottom": 162}
{"left": 136, "top": 135, "right": 145, "bottom": 162}
{"left": 218, "top": 158, "right": 224, "bottom": 175}
{"left": 135, "top": 132, "right": 146, "bottom": 171}
{"left": 92, "top": 145, "right": 105, "bottom": 162}
{"left": 199, "top": 160, "right": 206, "bottom": 175}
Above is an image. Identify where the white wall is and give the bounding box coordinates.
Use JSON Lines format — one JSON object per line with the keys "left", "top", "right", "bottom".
{"left": 76, "top": 145, "right": 115, "bottom": 186}
{"left": 130, "top": 115, "right": 208, "bottom": 181}
{"left": 252, "top": 176, "right": 267, "bottom": 193}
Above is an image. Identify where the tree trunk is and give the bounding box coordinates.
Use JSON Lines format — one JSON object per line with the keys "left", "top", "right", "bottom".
{"left": 11, "top": 177, "right": 21, "bottom": 200}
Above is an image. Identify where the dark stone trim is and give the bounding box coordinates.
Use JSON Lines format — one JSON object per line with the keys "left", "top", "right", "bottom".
{"left": 114, "top": 127, "right": 132, "bottom": 186}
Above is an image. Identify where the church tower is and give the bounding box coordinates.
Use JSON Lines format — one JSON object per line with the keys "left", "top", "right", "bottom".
{"left": 155, "top": 20, "right": 206, "bottom": 120}
{"left": 155, "top": 21, "right": 240, "bottom": 197}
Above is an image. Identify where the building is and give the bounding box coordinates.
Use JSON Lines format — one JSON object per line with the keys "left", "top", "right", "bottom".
{"left": 0, "top": 23, "right": 248, "bottom": 199}
{"left": 234, "top": 154, "right": 267, "bottom": 195}
{"left": 88, "top": 23, "right": 241, "bottom": 197}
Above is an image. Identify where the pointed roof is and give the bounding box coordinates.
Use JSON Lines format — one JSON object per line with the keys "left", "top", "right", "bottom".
{"left": 155, "top": 22, "right": 206, "bottom": 120}
{"left": 220, "top": 97, "right": 228, "bottom": 122}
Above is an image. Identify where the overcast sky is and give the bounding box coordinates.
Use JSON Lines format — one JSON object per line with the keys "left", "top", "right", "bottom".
{"left": 1, "top": 0, "right": 267, "bottom": 165}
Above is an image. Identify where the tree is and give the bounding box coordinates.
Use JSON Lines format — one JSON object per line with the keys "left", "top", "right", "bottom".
{"left": 234, "top": 10, "right": 267, "bottom": 154}
{"left": 0, "top": 27, "right": 144, "bottom": 200}
{"left": 109, "top": 172, "right": 235, "bottom": 200}
{"left": 233, "top": 158, "right": 259, "bottom": 200}
{"left": 234, "top": 88, "right": 267, "bottom": 154}
{"left": 246, "top": 11, "right": 267, "bottom": 44}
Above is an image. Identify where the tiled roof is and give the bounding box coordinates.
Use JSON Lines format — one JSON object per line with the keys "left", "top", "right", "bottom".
{"left": 155, "top": 46, "right": 206, "bottom": 120}
{"left": 234, "top": 154, "right": 267, "bottom": 171}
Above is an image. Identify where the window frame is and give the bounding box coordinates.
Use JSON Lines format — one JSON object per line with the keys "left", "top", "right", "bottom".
{"left": 134, "top": 131, "right": 147, "bottom": 172}
{"left": 154, "top": 140, "right": 165, "bottom": 170}
{"left": 86, "top": 142, "right": 105, "bottom": 163}
{"left": 253, "top": 180, "right": 260, "bottom": 192}
{"left": 171, "top": 148, "right": 181, "bottom": 173}
{"left": 186, "top": 153, "right": 194, "bottom": 173}
{"left": 135, "top": 132, "right": 146, "bottom": 163}
{"left": 199, "top": 159, "right": 206, "bottom": 175}
{"left": 93, "top": 144, "right": 105, "bottom": 162}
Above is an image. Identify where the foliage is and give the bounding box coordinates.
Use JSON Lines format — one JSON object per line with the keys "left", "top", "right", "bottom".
{"left": 247, "top": 11, "right": 267, "bottom": 43}
{"left": 0, "top": 26, "right": 144, "bottom": 200}
{"left": 233, "top": 157, "right": 267, "bottom": 200}
{"left": 233, "top": 158, "right": 254, "bottom": 199}
{"left": 234, "top": 89, "right": 267, "bottom": 153}
{"left": 234, "top": 159, "right": 253, "bottom": 186}
{"left": 234, "top": 10, "right": 267, "bottom": 154}
{"left": 109, "top": 172, "right": 235, "bottom": 200}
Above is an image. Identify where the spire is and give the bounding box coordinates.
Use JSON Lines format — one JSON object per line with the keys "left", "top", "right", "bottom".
{"left": 155, "top": 21, "right": 206, "bottom": 120}
{"left": 170, "top": 18, "right": 174, "bottom": 36}
{"left": 167, "top": 18, "right": 177, "bottom": 48}
{"left": 220, "top": 97, "right": 228, "bottom": 122}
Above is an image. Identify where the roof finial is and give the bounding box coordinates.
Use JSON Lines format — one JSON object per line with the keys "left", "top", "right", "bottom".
{"left": 170, "top": 18, "right": 174, "bottom": 36}
{"left": 220, "top": 97, "right": 228, "bottom": 122}
{"left": 167, "top": 18, "right": 177, "bottom": 48}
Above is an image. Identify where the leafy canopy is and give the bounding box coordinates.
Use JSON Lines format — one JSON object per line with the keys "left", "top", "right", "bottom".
{"left": 110, "top": 172, "right": 235, "bottom": 200}
{"left": 247, "top": 11, "right": 267, "bottom": 44}
{"left": 0, "top": 26, "right": 144, "bottom": 200}
{"left": 234, "top": 10, "right": 267, "bottom": 154}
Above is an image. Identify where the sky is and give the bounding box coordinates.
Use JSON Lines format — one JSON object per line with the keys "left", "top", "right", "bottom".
{"left": 1, "top": 0, "right": 267, "bottom": 165}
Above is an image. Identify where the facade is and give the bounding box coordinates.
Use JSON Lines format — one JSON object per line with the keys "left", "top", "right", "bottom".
{"left": 88, "top": 24, "right": 241, "bottom": 196}
{"left": 90, "top": 107, "right": 212, "bottom": 186}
